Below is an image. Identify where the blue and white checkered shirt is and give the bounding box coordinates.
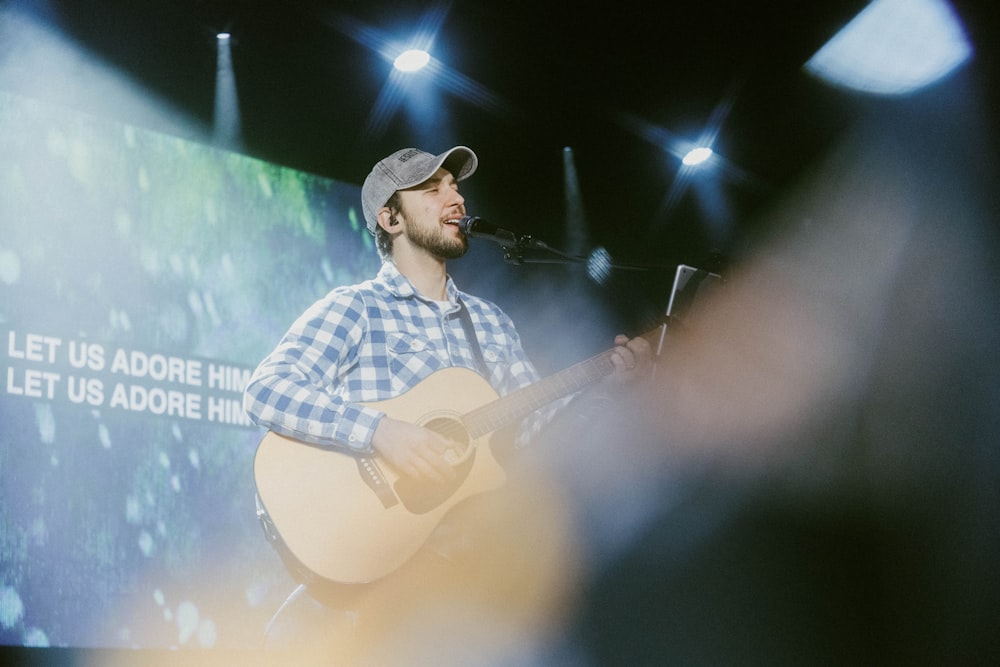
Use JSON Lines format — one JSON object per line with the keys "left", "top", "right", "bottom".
{"left": 243, "top": 262, "right": 551, "bottom": 453}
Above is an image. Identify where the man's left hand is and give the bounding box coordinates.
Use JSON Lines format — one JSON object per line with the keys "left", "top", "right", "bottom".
{"left": 609, "top": 333, "right": 653, "bottom": 384}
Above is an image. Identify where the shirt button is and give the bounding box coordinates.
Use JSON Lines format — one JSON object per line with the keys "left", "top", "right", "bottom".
{"left": 412, "top": 340, "right": 426, "bottom": 352}
{"left": 484, "top": 349, "right": 498, "bottom": 362}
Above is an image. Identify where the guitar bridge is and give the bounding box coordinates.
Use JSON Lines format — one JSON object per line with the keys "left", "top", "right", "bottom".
{"left": 356, "top": 457, "right": 399, "bottom": 508}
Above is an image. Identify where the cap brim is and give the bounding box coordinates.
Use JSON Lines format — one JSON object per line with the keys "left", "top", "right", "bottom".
{"left": 403, "top": 145, "right": 478, "bottom": 189}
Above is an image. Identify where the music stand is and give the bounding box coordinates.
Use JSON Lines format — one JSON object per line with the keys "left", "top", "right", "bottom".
{"left": 653, "top": 264, "right": 723, "bottom": 356}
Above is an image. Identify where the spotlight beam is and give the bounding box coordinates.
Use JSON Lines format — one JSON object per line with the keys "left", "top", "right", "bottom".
{"left": 212, "top": 30, "right": 241, "bottom": 149}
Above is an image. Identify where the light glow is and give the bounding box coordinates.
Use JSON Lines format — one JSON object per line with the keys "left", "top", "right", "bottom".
{"left": 393, "top": 48, "right": 431, "bottom": 72}
{"left": 805, "top": 0, "right": 972, "bottom": 96}
{"left": 682, "top": 146, "right": 714, "bottom": 166}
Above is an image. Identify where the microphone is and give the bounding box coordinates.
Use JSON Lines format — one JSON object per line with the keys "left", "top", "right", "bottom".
{"left": 456, "top": 216, "right": 520, "bottom": 247}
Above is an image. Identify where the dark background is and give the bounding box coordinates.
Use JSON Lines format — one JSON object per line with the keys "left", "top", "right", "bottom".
{"left": 10, "top": 0, "right": 996, "bottom": 323}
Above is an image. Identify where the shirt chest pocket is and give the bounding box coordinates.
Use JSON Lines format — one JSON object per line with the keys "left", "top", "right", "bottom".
{"left": 479, "top": 341, "right": 513, "bottom": 388}
{"left": 387, "top": 332, "right": 444, "bottom": 390}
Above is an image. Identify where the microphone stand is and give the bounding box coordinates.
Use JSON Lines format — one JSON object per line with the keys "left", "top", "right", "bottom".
{"left": 497, "top": 234, "right": 553, "bottom": 266}
{"left": 496, "top": 233, "right": 672, "bottom": 272}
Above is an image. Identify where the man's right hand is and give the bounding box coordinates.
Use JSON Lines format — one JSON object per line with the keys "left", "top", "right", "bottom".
{"left": 370, "top": 417, "right": 459, "bottom": 483}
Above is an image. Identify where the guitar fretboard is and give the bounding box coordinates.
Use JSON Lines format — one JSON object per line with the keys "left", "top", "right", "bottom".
{"left": 461, "top": 346, "right": 625, "bottom": 437}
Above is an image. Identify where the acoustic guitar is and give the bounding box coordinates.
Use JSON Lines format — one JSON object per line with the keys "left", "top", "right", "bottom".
{"left": 253, "top": 327, "right": 662, "bottom": 585}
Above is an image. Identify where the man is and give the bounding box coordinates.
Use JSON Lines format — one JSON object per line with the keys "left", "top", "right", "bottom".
{"left": 244, "top": 145, "right": 650, "bottom": 480}
{"left": 243, "top": 145, "right": 651, "bottom": 650}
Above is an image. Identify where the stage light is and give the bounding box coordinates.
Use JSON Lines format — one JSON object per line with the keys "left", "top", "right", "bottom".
{"left": 682, "top": 146, "right": 714, "bottom": 166}
{"left": 216, "top": 32, "right": 231, "bottom": 42}
{"left": 393, "top": 48, "right": 430, "bottom": 72}
{"left": 587, "top": 246, "right": 613, "bottom": 285}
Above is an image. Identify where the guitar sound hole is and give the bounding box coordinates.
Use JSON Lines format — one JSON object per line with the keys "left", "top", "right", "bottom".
{"left": 424, "top": 417, "right": 470, "bottom": 454}
{"left": 393, "top": 417, "right": 474, "bottom": 514}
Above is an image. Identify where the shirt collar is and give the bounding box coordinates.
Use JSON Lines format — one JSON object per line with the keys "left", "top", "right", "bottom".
{"left": 376, "top": 262, "right": 461, "bottom": 306}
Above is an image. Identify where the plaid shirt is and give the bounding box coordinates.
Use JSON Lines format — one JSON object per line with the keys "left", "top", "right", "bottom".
{"left": 243, "top": 262, "right": 551, "bottom": 453}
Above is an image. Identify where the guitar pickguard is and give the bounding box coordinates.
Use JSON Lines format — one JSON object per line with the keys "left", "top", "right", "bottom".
{"left": 392, "top": 416, "right": 474, "bottom": 514}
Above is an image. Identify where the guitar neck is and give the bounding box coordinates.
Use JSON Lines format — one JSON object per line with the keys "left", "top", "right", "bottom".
{"left": 462, "top": 326, "right": 662, "bottom": 437}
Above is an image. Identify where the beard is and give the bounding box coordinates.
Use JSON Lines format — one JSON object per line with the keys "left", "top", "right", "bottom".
{"left": 403, "top": 217, "right": 469, "bottom": 260}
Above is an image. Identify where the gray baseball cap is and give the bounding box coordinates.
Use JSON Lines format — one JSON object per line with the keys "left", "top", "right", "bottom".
{"left": 361, "top": 146, "right": 478, "bottom": 234}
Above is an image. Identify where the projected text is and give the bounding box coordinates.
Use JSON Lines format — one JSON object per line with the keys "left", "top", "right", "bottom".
{"left": 5, "top": 329, "right": 254, "bottom": 426}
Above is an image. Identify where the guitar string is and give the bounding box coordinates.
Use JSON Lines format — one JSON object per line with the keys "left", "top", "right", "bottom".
{"left": 431, "top": 327, "right": 660, "bottom": 445}
{"left": 459, "top": 349, "right": 618, "bottom": 438}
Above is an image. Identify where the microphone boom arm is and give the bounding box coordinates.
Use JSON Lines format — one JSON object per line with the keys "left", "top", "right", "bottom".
{"left": 458, "top": 215, "right": 675, "bottom": 270}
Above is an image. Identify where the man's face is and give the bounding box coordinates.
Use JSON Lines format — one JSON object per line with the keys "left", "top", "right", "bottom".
{"left": 395, "top": 167, "right": 469, "bottom": 260}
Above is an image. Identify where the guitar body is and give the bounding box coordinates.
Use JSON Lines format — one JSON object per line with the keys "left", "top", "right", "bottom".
{"left": 253, "top": 367, "right": 508, "bottom": 585}
{"left": 254, "top": 325, "right": 661, "bottom": 587}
